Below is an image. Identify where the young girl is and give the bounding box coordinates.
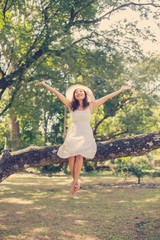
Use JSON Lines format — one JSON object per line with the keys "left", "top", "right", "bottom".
{"left": 37, "top": 82, "right": 131, "bottom": 195}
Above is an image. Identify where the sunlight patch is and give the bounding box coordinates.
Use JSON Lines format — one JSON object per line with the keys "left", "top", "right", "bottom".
{"left": 75, "top": 219, "right": 89, "bottom": 225}
{"left": 144, "top": 196, "right": 160, "bottom": 202}
{"left": 0, "top": 186, "right": 12, "bottom": 191}
{"left": 31, "top": 227, "right": 49, "bottom": 233}
{"left": 0, "top": 198, "right": 34, "bottom": 204}
{"left": 60, "top": 230, "right": 97, "bottom": 240}
{"left": 0, "top": 224, "right": 8, "bottom": 230}
{"left": 29, "top": 206, "right": 46, "bottom": 210}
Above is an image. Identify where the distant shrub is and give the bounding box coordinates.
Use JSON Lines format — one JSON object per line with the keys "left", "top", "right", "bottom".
{"left": 115, "top": 159, "right": 152, "bottom": 184}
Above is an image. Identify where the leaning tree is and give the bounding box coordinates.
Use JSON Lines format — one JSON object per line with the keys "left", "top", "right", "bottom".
{"left": 0, "top": 131, "right": 160, "bottom": 182}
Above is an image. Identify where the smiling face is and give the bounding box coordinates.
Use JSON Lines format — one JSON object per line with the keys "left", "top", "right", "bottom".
{"left": 74, "top": 88, "right": 86, "bottom": 101}
{"left": 71, "top": 88, "right": 89, "bottom": 111}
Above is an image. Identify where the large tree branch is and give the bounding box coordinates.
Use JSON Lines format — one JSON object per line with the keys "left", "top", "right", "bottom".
{"left": 0, "top": 131, "right": 159, "bottom": 183}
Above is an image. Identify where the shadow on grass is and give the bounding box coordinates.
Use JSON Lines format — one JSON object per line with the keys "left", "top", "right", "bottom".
{"left": 0, "top": 173, "right": 160, "bottom": 240}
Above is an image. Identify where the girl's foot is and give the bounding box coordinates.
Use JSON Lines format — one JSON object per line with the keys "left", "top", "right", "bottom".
{"left": 70, "top": 181, "right": 75, "bottom": 195}
{"left": 70, "top": 181, "right": 80, "bottom": 195}
{"left": 74, "top": 182, "right": 80, "bottom": 193}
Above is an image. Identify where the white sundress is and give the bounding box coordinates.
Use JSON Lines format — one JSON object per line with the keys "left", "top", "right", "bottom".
{"left": 57, "top": 107, "right": 97, "bottom": 159}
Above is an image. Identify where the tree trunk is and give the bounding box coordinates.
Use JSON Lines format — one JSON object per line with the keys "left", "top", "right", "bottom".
{"left": 0, "top": 131, "right": 160, "bottom": 183}
{"left": 9, "top": 116, "right": 21, "bottom": 151}
{"left": 138, "top": 177, "right": 141, "bottom": 184}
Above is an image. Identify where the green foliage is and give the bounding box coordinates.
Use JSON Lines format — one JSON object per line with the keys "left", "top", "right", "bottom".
{"left": 39, "top": 164, "right": 64, "bottom": 174}
{"left": 129, "top": 160, "right": 152, "bottom": 184}
{"left": 90, "top": 55, "right": 160, "bottom": 140}
{"left": 0, "top": 10, "right": 4, "bottom": 30}
{"left": 0, "top": 0, "right": 160, "bottom": 148}
{"left": 115, "top": 157, "right": 152, "bottom": 184}
{"left": 9, "top": 81, "right": 65, "bottom": 147}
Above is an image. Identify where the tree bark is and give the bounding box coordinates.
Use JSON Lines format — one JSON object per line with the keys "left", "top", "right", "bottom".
{"left": 0, "top": 131, "right": 160, "bottom": 183}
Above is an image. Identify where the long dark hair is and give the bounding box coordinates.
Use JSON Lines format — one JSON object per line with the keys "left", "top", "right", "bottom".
{"left": 71, "top": 89, "right": 89, "bottom": 111}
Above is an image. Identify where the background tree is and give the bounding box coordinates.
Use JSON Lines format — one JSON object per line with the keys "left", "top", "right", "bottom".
{"left": 115, "top": 157, "right": 152, "bottom": 184}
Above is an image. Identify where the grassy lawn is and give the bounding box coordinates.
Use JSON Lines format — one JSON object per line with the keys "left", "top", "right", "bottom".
{"left": 0, "top": 172, "right": 160, "bottom": 240}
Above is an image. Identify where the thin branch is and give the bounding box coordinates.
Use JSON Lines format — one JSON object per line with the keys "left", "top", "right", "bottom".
{"left": 0, "top": 80, "right": 22, "bottom": 116}
{"left": 69, "top": 0, "right": 95, "bottom": 22}
{"left": 0, "top": 67, "right": 5, "bottom": 78}
{"left": 150, "top": 83, "right": 160, "bottom": 94}
{"left": 93, "top": 97, "right": 136, "bottom": 136}
{"left": 73, "top": 2, "right": 160, "bottom": 26}
{"left": 2, "top": 0, "right": 9, "bottom": 19}
{"left": 0, "top": 88, "right": 5, "bottom": 99}
{"left": 96, "top": 129, "right": 129, "bottom": 141}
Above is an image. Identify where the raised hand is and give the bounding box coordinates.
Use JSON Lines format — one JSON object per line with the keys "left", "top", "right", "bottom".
{"left": 120, "top": 86, "right": 132, "bottom": 92}
{"left": 36, "top": 81, "right": 45, "bottom": 86}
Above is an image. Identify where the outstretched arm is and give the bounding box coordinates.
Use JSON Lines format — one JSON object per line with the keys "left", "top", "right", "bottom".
{"left": 93, "top": 86, "right": 132, "bottom": 109}
{"left": 37, "top": 82, "right": 71, "bottom": 109}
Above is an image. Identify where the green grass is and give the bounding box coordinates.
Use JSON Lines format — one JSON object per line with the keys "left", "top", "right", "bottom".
{"left": 0, "top": 172, "right": 160, "bottom": 240}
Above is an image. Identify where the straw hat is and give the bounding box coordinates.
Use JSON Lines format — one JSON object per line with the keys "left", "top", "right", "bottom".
{"left": 66, "top": 84, "right": 95, "bottom": 102}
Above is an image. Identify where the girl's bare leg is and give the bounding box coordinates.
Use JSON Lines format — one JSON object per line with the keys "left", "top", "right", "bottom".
{"left": 68, "top": 156, "right": 75, "bottom": 179}
{"left": 73, "top": 155, "right": 83, "bottom": 193}
{"left": 68, "top": 156, "right": 76, "bottom": 194}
